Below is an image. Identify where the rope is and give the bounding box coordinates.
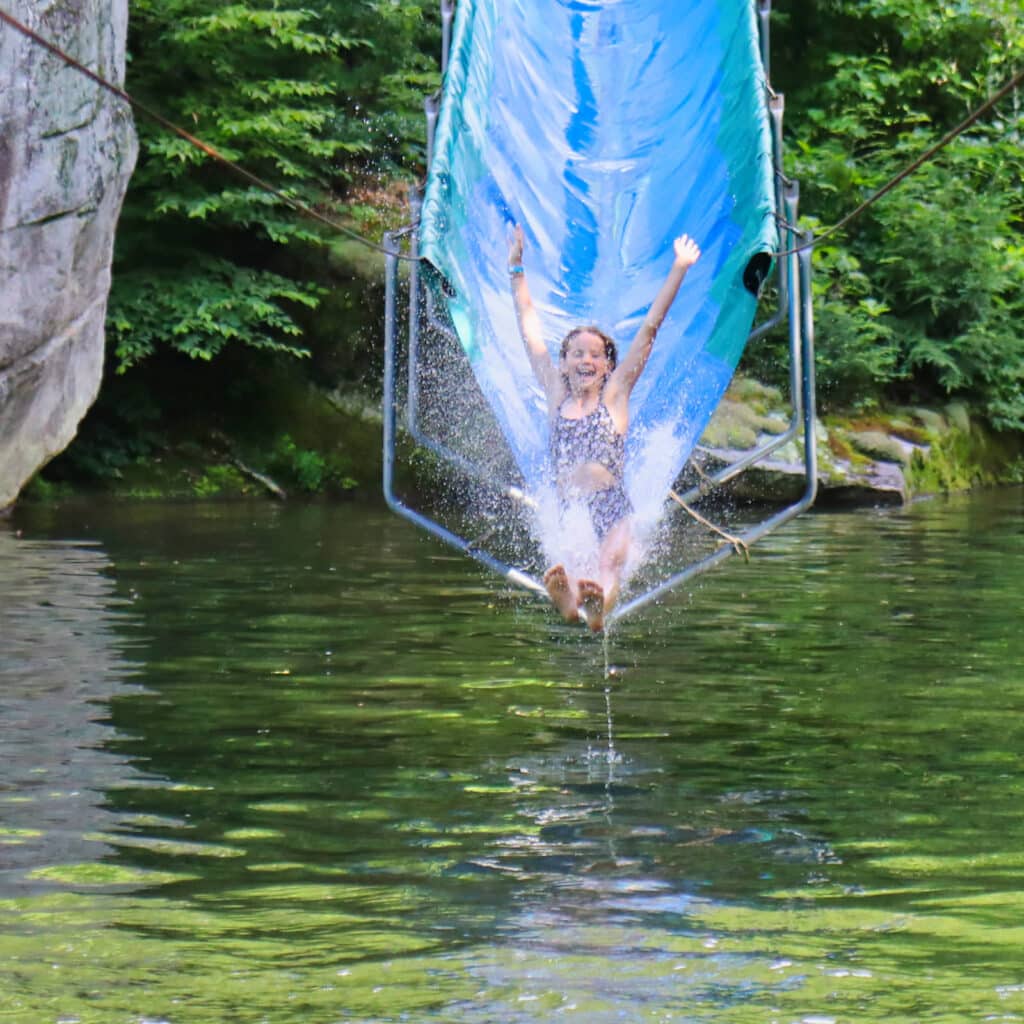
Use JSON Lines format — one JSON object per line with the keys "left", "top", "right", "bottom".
{"left": 774, "top": 65, "right": 1024, "bottom": 258}
{"left": 668, "top": 489, "right": 751, "bottom": 562}
{"left": 0, "top": 6, "right": 419, "bottom": 262}
{"left": 684, "top": 452, "right": 719, "bottom": 495}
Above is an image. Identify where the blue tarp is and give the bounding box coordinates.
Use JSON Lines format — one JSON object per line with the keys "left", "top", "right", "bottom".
{"left": 420, "top": 0, "right": 776, "bottom": 504}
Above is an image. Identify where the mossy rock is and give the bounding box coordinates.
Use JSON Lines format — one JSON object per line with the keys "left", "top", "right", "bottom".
{"left": 909, "top": 407, "right": 948, "bottom": 435}
{"left": 905, "top": 419, "right": 1021, "bottom": 495}
{"left": 846, "top": 430, "right": 915, "bottom": 466}
{"left": 701, "top": 398, "right": 788, "bottom": 450}
{"left": 826, "top": 431, "right": 868, "bottom": 466}
{"left": 701, "top": 401, "right": 758, "bottom": 449}
{"left": 726, "top": 376, "right": 785, "bottom": 414}
{"left": 944, "top": 402, "right": 971, "bottom": 434}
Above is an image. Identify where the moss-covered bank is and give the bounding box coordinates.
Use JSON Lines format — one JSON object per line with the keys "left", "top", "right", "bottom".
{"left": 18, "top": 365, "right": 1024, "bottom": 511}
{"left": 699, "top": 378, "right": 1024, "bottom": 506}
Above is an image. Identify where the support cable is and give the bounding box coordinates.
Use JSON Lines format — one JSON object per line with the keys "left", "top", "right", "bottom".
{"left": 773, "top": 65, "right": 1024, "bottom": 258}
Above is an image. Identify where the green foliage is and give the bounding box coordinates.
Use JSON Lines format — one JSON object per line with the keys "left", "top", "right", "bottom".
{"left": 45, "top": 388, "right": 163, "bottom": 483}
{"left": 19, "top": 475, "right": 73, "bottom": 504}
{"left": 774, "top": 0, "right": 1022, "bottom": 130}
{"left": 869, "top": 152, "right": 1024, "bottom": 428}
{"left": 756, "top": 0, "right": 1024, "bottom": 427}
{"left": 745, "top": 225, "right": 901, "bottom": 406}
{"left": 192, "top": 464, "right": 248, "bottom": 498}
{"left": 127, "top": 0, "right": 367, "bottom": 206}
{"left": 321, "top": 1, "right": 442, "bottom": 171}
{"left": 268, "top": 435, "right": 357, "bottom": 494}
{"left": 109, "top": 256, "right": 317, "bottom": 369}
{"left": 111, "top": 0, "right": 440, "bottom": 373}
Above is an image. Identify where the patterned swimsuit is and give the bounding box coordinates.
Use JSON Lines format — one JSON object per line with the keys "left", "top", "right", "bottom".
{"left": 549, "top": 400, "right": 633, "bottom": 540}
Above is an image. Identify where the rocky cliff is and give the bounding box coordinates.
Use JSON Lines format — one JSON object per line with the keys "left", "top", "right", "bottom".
{"left": 0, "top": 0, "right": 136, "bottom": 511}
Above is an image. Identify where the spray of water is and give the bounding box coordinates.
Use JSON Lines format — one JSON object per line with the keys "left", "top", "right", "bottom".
{"left": 407, "top": 285, "right": 720, "bottom": 617}
{"left": 527, "top": 418, "right": 688, "bottom": 594}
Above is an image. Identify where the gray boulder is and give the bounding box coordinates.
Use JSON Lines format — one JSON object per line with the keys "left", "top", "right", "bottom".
{"left": 0, "top": 0, "right": 136, "bottom": 510}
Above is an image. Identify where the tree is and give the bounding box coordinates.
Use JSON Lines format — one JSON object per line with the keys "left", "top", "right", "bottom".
{"left": 748, "top": 0, "right": 1024, "bottom": 423}
{"left": 109, "top": 0, "right": 440, "bottom": 371}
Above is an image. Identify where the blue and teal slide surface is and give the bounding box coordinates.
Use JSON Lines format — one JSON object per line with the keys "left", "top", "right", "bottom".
{"left": 420, "top": 0, "right": 777, "bottom": 500}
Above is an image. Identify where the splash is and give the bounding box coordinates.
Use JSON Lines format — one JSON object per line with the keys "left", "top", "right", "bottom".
{"left": 514, "top": 420, "right": 684, "bottom": 597}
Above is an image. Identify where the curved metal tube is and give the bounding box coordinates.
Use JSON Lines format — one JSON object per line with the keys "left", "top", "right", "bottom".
{"left": 382, "top": 232, "right": 546, "bottom": 596}
{"left": 610, "top": 229, "right": 817, "bottom": 625}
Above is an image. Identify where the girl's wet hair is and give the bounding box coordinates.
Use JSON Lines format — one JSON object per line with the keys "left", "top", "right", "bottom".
{"left": 559, "top": 325, "right": 618, "bottom": 370}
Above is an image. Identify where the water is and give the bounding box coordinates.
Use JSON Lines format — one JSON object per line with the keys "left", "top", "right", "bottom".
{"left": 3, "top": 490, "right": 1024, "bottom": 1023}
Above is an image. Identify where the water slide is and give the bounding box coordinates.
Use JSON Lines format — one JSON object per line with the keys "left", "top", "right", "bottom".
{"left": 419, "top": 0, "right": 778, "bottom": 511}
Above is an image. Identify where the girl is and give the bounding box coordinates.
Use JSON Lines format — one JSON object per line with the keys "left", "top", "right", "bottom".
{"left": 508, "top": 225, "right": 701, "bottom": 631}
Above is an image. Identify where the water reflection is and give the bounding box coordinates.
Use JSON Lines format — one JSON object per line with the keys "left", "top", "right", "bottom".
{"left": 2, "top": 492, "right": 1024, "bottom": 1022}
{"left": 0, "top": 529, "right": 148, "bottom": 894}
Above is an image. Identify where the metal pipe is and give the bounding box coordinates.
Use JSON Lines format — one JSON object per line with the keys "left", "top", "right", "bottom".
{"left": 797, "top": 236, "right": 819, "bottom": 505}
{"left": 405, "top": 190, "right": 423, "bottom": 435}
{"left": 383, "top": 232, "right": 546, "bottom": 596}
{"left": 673, "top": 428, "right": 796, "bottom": 505}
{"left": 770, "top": 92, "right": 786, "bottom": 227}
{"left": 424, "top": 92, "right": 440, "bottom": 173}
{"left": 757, "top": 0, "right": 772, "bottom": 81}
{"left": 382, "top": 232, "right": 401, "bottom": 506}
{"left": 785, "top": 181, "right": 804, "bottom": 424}
{"left": 610, "top": 232, "right": 818, "bottom": 625}
{"left": 440, "top": 0, "right": 455, "bottom": 75}
{"left": 769, "top": 90, "right": 787, "bottom": 298}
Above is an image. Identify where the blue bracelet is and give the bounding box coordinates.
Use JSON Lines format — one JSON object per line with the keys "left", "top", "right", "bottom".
{"left": 508, "top": 265, "right": 524, "bottom": 276}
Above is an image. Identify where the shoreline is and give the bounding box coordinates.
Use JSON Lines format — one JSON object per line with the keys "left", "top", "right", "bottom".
{"left": 12, "top": 376, "right": 1023, "bottom": 513}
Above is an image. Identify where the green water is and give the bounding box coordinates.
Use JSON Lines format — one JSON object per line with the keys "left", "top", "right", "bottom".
{"left": 3, "top": 490, "right": 1024, "bottom": 1023}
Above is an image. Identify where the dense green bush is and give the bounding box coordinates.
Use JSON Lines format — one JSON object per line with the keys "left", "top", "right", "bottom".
{"left": 110, "top": 0, "right": 440, "bottom": 370}
{"left": 872, "top": 150, "right": 1024, "bottom": 428}
{"left": 748, "top": 0, "right": 1024, "bottom": 424}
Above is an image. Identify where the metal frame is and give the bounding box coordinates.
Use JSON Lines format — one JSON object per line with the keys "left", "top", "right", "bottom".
{"left": 399, "top": 189, "right": 540, "bottom": 511}
{"left": 382, "top": 233, "right": 547, "bottom": 599}
{"left": 382, "top": 0, "right": 818, "bottom": 623}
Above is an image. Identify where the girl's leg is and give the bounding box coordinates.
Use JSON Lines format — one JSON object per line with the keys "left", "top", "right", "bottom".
{"left": 543, "top": 564, "right": 580, "bottom": 622}
{"left": 600, "top": 518, "right": 631, "bottom": 613}
{"left": 579, "top": 517, "right": 630, "bottom": 633}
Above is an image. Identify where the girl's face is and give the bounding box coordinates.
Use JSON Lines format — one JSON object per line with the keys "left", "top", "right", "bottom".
{"left": 560, "top": 331, "right": 610, "bottom": 392}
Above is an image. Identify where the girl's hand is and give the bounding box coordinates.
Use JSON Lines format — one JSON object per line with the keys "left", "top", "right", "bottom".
{"left": 508, "top": 224, "right": 525, "bottom": 267}
{"left": 673, "top": 234, "right": 701, "bottom": 269}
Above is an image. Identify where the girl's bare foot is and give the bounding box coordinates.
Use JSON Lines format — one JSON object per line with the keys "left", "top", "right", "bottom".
{"left": 544, "top": 564, "right": 579, "bottom": 622}
{"left": 578, "top": 578, "right": 605, "bottom": 633}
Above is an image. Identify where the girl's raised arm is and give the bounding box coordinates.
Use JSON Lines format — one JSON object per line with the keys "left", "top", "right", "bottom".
{"left": 607, "top": 234, "right": 701, "bottom": 404}
{"left": 509, "top": 226, "right": 563, "bottom": 409}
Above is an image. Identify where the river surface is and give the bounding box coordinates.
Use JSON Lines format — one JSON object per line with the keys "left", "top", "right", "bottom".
{"left": 3, "top": 490, "right": 1024, "bottom": 1023}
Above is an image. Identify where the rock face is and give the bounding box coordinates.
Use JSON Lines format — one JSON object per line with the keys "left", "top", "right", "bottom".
{"left": 696, "top": 378, "right": 1022, "bottom": 507}
{"left": 0, "top": 0, "right": 137, "bottom": 510}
